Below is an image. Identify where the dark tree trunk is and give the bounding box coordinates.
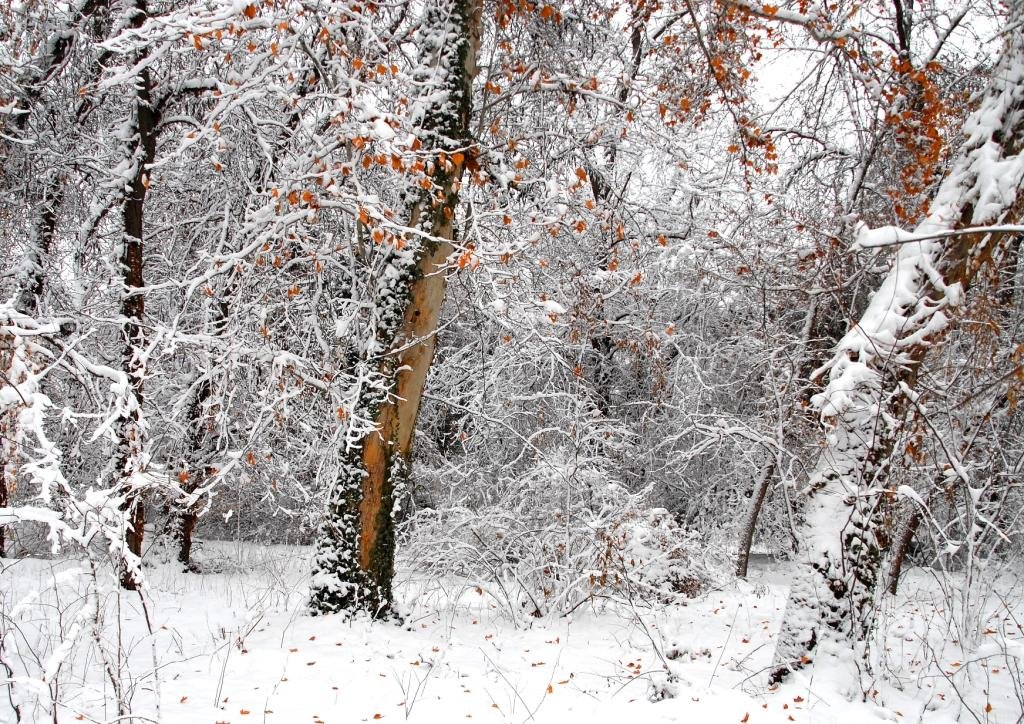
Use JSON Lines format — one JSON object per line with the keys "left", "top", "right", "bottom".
{"left": 116, "top": 0, "right": 157, "bottom": 590}
{"left": 886, "top": 507, "right": 921, "bottom": 595}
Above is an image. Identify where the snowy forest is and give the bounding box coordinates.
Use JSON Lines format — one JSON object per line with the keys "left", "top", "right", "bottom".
{"left": 1, "top": 0, "right": 1024, "bottom": 721}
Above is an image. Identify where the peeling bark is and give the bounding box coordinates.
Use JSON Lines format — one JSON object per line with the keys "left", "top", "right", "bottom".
{"left": 309, "top": 0, "right": 482, "bottom": 617}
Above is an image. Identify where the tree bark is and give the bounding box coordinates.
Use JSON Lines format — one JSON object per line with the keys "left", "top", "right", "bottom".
{"left": 770, "top": 22, "right": 1024, "bottom": 683}
{"left": 886, "top": 507, "right": 921, "bottom": 595}
{"left": 115, "top": 0, "right": 157, "bottom": 590}
{"left": 309, "top": 0, "right": 483, "bottom": 617}
{"left": 735, "top": 458, "right": 775, "bottom": 578}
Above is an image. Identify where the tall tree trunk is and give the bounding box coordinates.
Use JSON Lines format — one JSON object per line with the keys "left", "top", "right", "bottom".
{"left": 115, "top": 0, "right": 157, "bottom": 590}
{"left": 309, "top": 0, "right": 482, "bottom": 617}
{"left": 770, "top": 22, "right": 1024, "bottom": 683}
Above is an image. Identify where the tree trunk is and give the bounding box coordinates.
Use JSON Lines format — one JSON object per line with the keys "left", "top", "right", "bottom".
{"left": 0, "top": 331, "right": 16, "bottom": 557}
{"left": 736, "top": 458, "right": 775, "bottom": 578}
{"left": 115, "top": 0, "right": 157, "bottom": 590}
{"left": 309, "top": 0, "right": 482, "bottom": 617}
{"left": 886, "top": 507, "right": 921, "bottom": 595}
{"left": 770, "top": 24, "right": 1024, "bottom": 683}
{"left": 168, "top": 386, "right": 213, "bottom": 569}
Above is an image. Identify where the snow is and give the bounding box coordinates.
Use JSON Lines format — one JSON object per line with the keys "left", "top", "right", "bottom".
{"left": 3, "top": 544, "right": 1021, "bottom": 723}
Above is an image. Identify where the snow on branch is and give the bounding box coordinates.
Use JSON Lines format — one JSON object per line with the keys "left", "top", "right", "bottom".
{"left": 812, "top": 28, "right": 1024, "bottom": 420}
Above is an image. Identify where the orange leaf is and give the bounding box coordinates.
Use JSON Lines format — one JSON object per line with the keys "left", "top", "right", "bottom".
{"left": 741, "top": 714, "right": 749, "bottom": 723}
{"left": 358, "top": 207, "right": 370, "bottom": 225}
{"left": 240, "top": 710, "right": 251, "bottom": 716}
{"left": 575, "top": 167, "right": 587, "bottom": 181}
{"left": 242, "top": 4, "right": 257, "bottom": 18}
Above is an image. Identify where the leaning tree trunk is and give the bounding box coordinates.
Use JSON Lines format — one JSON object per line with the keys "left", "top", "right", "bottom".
{"left": 113, "top": 0, "right": 157, "bottom": 590}
{"left": 770, "top": 21, "right": 1024, "bottom": 683}
{"left": 309, "top": 0, "right": 482, "bottom": 617}
{"left": 735, "top": 458, "right": 776, "bottom": 578}
{"left": 886, "top": 505, "right": 921, "bottom": 595}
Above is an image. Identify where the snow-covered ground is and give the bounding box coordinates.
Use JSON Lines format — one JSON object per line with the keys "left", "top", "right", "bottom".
{"left": 2, "top": 543, "right": 1022, "bottom": 723}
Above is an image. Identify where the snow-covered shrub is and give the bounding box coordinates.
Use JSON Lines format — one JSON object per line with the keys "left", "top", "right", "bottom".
{"left": 401, "top": 448, "right": 726, "bottom": 621}
{"left": 590, "top": 506, "right": 728, "bottom": 603}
